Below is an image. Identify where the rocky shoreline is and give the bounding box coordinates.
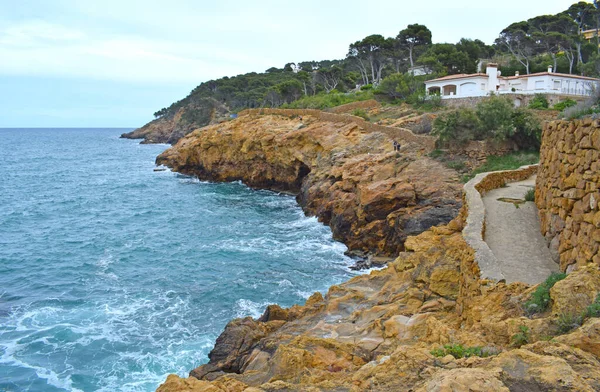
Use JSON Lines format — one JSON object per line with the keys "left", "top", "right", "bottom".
{"left": 156, "top": 113, "right": 462, "bottom": 257}
{"left": 154, "top": 114, "right": 600, "bottom": 391}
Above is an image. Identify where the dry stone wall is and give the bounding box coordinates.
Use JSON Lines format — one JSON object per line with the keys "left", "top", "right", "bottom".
{"left": 326, "top": 99, "right": 380, "bottom": 114}
{"left": 238, "top": 108, "right": 436, "bottom": 152}
{"left": 536, "top": 118, "right": 600, "bottom": 271}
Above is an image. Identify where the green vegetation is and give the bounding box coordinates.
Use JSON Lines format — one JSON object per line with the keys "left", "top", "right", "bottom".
{"left": 557, "top": 312, "right": 584, "bottom": 334}
{"left": 552, "top": 99, "right": 577, "bottom": 111}
{"left": 432, "top": 107, "right": 481, "bottom": 145}
{"left": 552, "top": 293, "right": 600, "bottom": 335}
{"left": 525, "top": 189, "right": 535, "bottom": 202}
{"left": 150, "top": 3, "right": 600, "bottom": 129}
{"left": 585, "top": 293, "right": 600, "bottom": 318}
{"left": 351, "top": 109, "right": 370, "bottom": 120}
{"left": 428, "top": 149, "right": 444, "bottom": 159}
{"left": 511, "top": 325, "right": 530, "bottom": 347}
{"left": 282, "top": 91, "right": 373, "bottom": 110}
{"left": 445, "top": 159, "right": 467, "bottom": 171}
{"left": 430, "top": 344, "right": 497, "bottom": 359}
{"left": 523, "top": 272, "right": 567, "bottom": 316}
{"left": 432, "top": 96, "right": 541, "bottom": 149}
{"left": 461, "top": 151, "right": 540, "bottom": 183}
{"left": 528, "top": 94, "right": 549, "bottom": 110}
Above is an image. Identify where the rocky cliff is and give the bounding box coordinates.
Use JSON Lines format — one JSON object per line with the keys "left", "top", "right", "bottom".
{"left": 121, "top": 97, "right": 230, "bottom": 144}
{"left": 154, "top": 115, "right": 600, "bottom": 391}
{"left": 157, "top": 223, "right": 600, "bottom": 391}
{"left": 156, "top": 113, "right": 460, "bottom": 256}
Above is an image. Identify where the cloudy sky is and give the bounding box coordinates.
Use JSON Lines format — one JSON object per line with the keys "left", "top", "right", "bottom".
{"left": 0, "top": 0, "right": 577, "bottom": 127}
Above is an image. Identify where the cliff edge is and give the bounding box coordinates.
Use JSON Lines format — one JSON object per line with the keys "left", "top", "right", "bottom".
{"left": 154, "top": 115, "right": 600, "bottom": 391}
{"left": 121, "top": 97, "right": 230, "bottom": 144}
{"left": 156, "top": 112, "right": 461, "bottom": 256}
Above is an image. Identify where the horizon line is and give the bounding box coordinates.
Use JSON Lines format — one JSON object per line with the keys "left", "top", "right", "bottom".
{"left": 0, "top": 127, "right": 137, "bottom": 129}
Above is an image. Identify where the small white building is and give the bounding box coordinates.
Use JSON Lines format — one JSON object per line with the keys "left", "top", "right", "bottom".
{"left": 408, "top": 65, "right": 431, "bottom": 76}
{"left": 425, "top": 64, "right": 600, "bottom": 101}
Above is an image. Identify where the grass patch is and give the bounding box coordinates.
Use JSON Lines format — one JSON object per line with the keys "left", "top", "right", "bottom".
{"left": 511, "top": 325, "right": 530, "bottom": 348}
{"left": 430, "top": 344, "right": 497, "bottom": 359}
{"left": 351, "top": 108, "right": 369, "bottom": 120}
{"left": 523, "top": 272, "right": 567, "bottom": 316}
{"left": 524, "top": 188, "right": 535, "bottom": 202}
{"left": 428, "top": 149, "right": 444, "bottom": 159}
{"left": 585, "top": 293, "right": 600, "bottom": 318}
{"left": 552, "top": 294, "right": 600, "bottom": 335}
{"left": 557, "top": 312, "right": 584, "bottom": 334}
{"left": 461, "top": 151, "right": 540, "bottom": 183}
{"left": 446, "top": 160, "right": 467, "bottom": 171}
{"left": 283, "top": 91, "right": 374, "bottom": 110}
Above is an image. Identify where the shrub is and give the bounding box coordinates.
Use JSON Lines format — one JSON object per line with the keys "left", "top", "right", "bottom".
{"left": 585, "top": 293, "right": 600, "bottom": 318}
{"left": 352, "top": 108, "right": 369, "bottom": 120}
{"left": 461, "top": 151, "right": 539, "bottom": 183}
{"left": 432, "top": 108, "right": 481, "bottom": 145}
{"left": 557, "top": 313, "right": 584, "bottom": 334}
{"left": 446, "top": 159, "right": 467, "bottom": 171}
{"left": 360, "top": 84, "right": 373, "bottom": 91}
{"left": 411, "top": 115, "right": 433, "bottom": 134}
{"left": 523, "top": 272, "right": 567, "bottom": 316}
{"left": 428, "top": 94, "right": 443, "bottom": 108}
{"left": 432, "top": 96, "right": 541, "bottom": 149}
{"left": 525, "top": 188, "right": 535, "bottom": 202}
{"left": 553, "top": 99, "right": 577, "bottom": 111}
{"left": 283, "top": 91, "right": 373, "bottom": 110}
{"left": 528, "top": 94, "right": 549, "bottom": 109}
{"left": 563, "top": 102, "right": 600, "bottom": 119}
{"left": 511, "top": 325, "right": 530, "bottom": 347}
{"left": 476, "top": 95, "right": 515, "bottom": 140}
{"left": 430, "top": 344, "right": 496, "bottom": 359}
{"left": 511, "top": 108, "right": 542, "bottom": 149}
{"left": 428, "top": 149, "right": 444, "bottom": 159}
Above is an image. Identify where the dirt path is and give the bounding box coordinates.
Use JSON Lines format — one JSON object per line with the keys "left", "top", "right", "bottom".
{"left": 482, "top": 176, "right": 559, "bottom": 284}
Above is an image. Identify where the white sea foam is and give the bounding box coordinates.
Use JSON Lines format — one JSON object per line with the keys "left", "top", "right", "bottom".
{"left": 234, "top": 299, "right": 271, "bottom": 319}
{"left": 278, "top": 279, "right": 293, "bottom": 287}
{"left": 296, "top": 290, "right": 315, "bottom": 300}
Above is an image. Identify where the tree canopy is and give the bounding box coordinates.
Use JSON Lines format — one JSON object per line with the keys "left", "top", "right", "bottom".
{"left": 152, "top": 2, "right": 600, "bottom": 121}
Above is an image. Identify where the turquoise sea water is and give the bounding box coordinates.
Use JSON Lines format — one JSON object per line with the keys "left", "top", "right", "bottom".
{"left": 0, "top": 129, "right": 354, "bottom": 391}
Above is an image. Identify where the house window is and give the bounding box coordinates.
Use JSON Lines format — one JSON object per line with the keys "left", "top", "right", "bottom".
{"left": 480, "top": 83, "right": 485, "bottom": 90}
{"left": 535, "top": 80, "right": 545, "bottom": 90}
{"left": 553, "top": 80, "right": 561, "bottom": 90}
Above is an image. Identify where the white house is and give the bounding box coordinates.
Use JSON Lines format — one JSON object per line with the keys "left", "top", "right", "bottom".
{"left": 407, "top": 65, "right": 431, "bottom": 76}
{"left": 424, "top": 63, "right": 600, "bottom": 101}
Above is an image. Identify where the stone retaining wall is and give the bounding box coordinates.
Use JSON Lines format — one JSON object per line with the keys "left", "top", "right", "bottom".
{"left": 449, "top": 140, "right": 517, "bottom": 163}
{"left": 326, "top": 99, "right": 380, "bottom": 114}
{"left": 536, "top": 119, "right": 600, "bottom": 271}
{"left": 238, "top": 108, "right": 436, "bottom": 152}
{"left": 442, "top": 94, "right": 584, "bottom": 109}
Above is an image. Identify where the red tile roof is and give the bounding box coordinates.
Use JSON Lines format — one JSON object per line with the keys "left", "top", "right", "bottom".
{"left": 426, "top": 73, "right": 487, "bottom": 83}
{"left": 504, "top": 72, "right": 599, "bottom": 81}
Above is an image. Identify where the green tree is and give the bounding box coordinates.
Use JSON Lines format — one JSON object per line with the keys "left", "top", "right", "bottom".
{"left": 376, "top": 73, "right": 417, "bottom": 99}
{"left": 496, "top": 22, "right": 538, "bottom": 74}
{"left": 418, "top": 44, "right": 474, "bottom": 74}
{"left": 347, "top": 34, "right": 391, "bottom": 85}
{"left": 397, "top": 24, "right": 433, "bottom": 68}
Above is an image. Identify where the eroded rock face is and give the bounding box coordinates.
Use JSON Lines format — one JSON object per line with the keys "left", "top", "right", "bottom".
{"left": 153, "top": 114, "right": 600, "bottom": 392}
{"left": 121, "top": 98, "right": 230, "bottom": 144}
{"left": 156, "top": 114, "right": 462, "bottom": 255}
{"left": 157, "top": 227, "right": 600, "bottom": 391}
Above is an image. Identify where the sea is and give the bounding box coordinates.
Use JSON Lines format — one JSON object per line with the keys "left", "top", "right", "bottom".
{"left": 0, "top": 128, "right": 355, "bottom": 391}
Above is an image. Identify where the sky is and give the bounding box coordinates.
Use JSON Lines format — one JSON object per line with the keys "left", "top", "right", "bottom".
{"left": 0, "top": 0, "right": 580, "bottom": 127}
